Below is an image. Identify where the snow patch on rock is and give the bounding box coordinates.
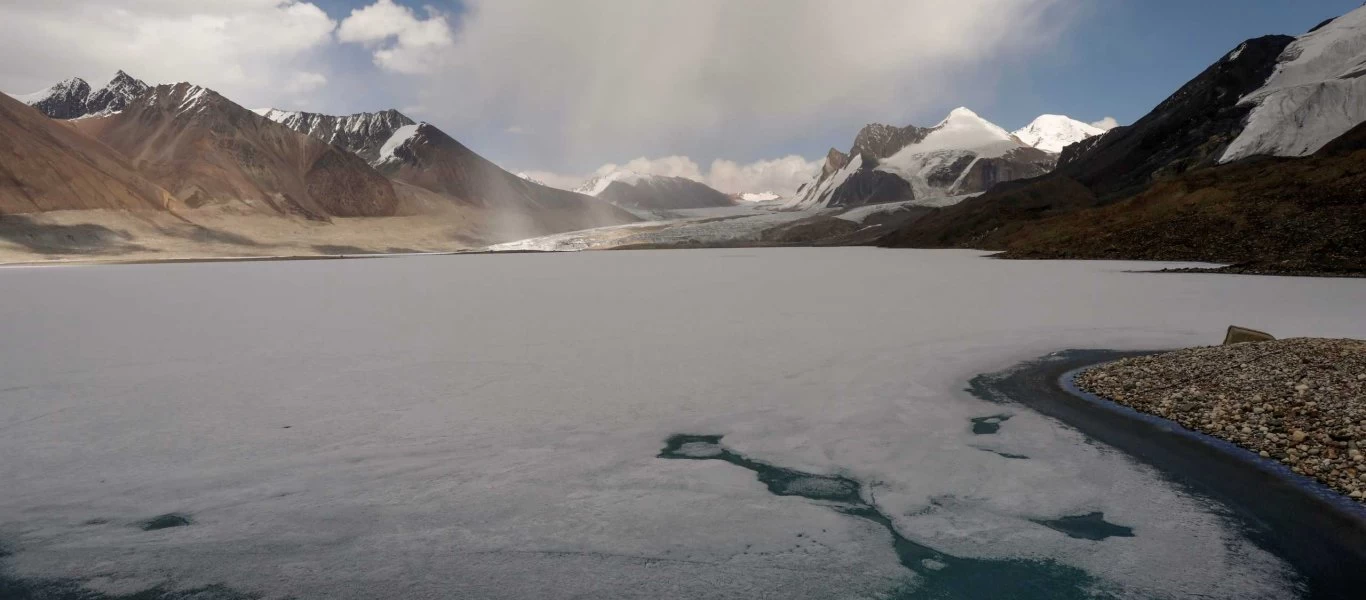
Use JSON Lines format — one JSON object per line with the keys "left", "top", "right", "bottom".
{"left": 378, "top": 124, "right": 421, "bottom": 163}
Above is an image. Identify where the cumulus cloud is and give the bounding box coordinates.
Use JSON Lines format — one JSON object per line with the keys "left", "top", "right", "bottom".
{"left": 337, "top": 0, "right": 454, "bottom": 74}
{"left": 0, "top": 0, "right": 336, "bottom": 108}
{"left": 386, "top": 0, "right": 1076, "bottom": 170}
{"left": 706, "top": 156, "right": 823, "bottom": 196}
{"left": 532, "top": 154, "right": 821, "bottom": 196}
{"left": 1090, "top": 116, "right": 1121, "bottom": 131}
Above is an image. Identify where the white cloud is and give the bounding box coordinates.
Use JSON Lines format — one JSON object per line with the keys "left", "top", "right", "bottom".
{"left": 706, "top": 156, "right": 822, "bottom": 196}
{"left": 612, "top": 156, "right": 706, "bottom": 181}
{"left": 532, "top": 154, "right": 821, "bottom": 196}
{"left": 1090, "top": 116, "right": 1120, "bottom": 131}
{"left": 0, "top": 1, "right": 337, "bottom": 108}
{"left": 515, "top": 170, "right": 587, "bottom": 191}
{"left": 337, "top": 0, "right": 454, "bottom": 75}
{"left": 398, "top": 0, "right": 1076, "bottom": 169}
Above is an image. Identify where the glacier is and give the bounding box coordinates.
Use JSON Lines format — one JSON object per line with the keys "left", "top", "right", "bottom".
{"left": 1221, "top": 6, "right": 1366, "bottom": 162}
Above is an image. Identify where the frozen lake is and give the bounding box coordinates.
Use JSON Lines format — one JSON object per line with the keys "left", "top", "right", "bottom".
{"left": 2, "top": 248, "right": 1365, "bottom": 599}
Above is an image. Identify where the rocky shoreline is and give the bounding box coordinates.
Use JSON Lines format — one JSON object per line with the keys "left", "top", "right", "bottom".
{"left": 1076, "top": 338, "right": 1366, "bottom": 502}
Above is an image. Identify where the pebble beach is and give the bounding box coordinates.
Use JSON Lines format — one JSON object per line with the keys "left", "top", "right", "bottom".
{"left": 1076, "top": 338, "right": 1366, "bottom": 502}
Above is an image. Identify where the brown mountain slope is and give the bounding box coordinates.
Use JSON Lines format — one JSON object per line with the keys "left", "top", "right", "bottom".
{"left": 375, "top": 123, "right": 636, "bottom": 237}
{"left": 73, "top": 83, "right": 399, "bottom": 219}
{"left": 0, "top": 91, "right": 172, "bottom": 214}
{"left": 993, "top": 123, "right": 1366, "bottom": 274}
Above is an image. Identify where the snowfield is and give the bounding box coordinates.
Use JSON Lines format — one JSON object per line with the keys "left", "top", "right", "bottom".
{"left": 1222, "top": 6, "right": 1366, "bottom": 161}
{"left": 2, "top": 249, "right": 1364, "bottom": 598}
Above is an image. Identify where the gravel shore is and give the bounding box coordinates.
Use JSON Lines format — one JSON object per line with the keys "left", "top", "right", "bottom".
{"left": 1076, "top": 338, "right": 1366, "bottom": 503}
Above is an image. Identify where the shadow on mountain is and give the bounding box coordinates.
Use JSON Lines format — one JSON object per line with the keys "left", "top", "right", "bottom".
{"left": 182, "top": 225, "right": 260, "bottom": 247}
{"left": 0, "top": 215, "right": 148, "bottom": 255}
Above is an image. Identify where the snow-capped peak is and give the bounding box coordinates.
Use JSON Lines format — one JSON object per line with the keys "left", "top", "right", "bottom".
{"left": 1011, "top": 115, "right": 1106, "bottom": 153}
{"left": 918, "top": 107, "right": 1016, "bottom": 153}
{"left": 879, "top": 107, "right": 1018, "bottom": 163}
{"left": 8, "top": 77, "right": 91, "bottom": 117}
{"left": 9, "top": 71, "right": 151, "bottom": 119}
{"left": 1221, "top": 5, "right": 1366, "bottom": 161}
{"left": 84, "top": 70, "right": 150, "bottom": 116}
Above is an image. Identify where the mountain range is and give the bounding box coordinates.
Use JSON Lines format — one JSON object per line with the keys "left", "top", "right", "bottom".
{"left": 2, "top": 3, "right": 1364, "bottom": 270}
{"left": 12, "top": 70, "right": 151, "bottom": 120}
{"left": 785, "top": 109, "right": 1093, "bottom": 210}
{"left": 878, "top": 6, "right": 1366, "bottom": 273}
{"left": 2, "top": 72, "right": 636, "bottom": 257}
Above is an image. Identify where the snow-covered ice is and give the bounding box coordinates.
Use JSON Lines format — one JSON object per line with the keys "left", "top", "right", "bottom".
{"left": 2, "top": 249, "right": 1364, "bottom": 598}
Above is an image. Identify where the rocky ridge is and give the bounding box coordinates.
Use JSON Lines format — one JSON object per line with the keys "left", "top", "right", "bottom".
{"left": 257, "top": 108, "right": 416, "bottom": 164}
{"left": 12, "top": 71, "right": 150, "bottom": 120}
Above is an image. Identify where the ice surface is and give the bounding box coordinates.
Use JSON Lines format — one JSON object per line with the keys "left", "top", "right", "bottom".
{"left": 3, "top": 249, "right": 1364, "bottom": 598}
{"left": 1222, "top": 6, "right": 1366, "bottom": 161}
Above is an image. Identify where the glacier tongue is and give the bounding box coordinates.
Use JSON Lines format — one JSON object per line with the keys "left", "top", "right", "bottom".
{"left": 1221, "top": 6, "right": 1366, "bottom": 162}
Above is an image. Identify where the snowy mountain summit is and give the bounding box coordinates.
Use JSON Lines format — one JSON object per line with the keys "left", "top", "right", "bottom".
{"left": 9, "top": 71, "right": 151, "bottom": 119}
{"left": 1011, "top": 115, "right": 1107, "bottom": 153}
{"left": 788, "top": 107, "right": 1056, "bottom": 210}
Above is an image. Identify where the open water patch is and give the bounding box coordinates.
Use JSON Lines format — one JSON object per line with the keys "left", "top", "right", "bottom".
{"left": 659, "top": 434, "right": 1108, "bottom": 599}
{"left": 138, "top": 514, "right": 192, "bottom": 531}
{"left": 1033, "top": 512, "right": 1135, "bottom": 541}
{"left": 969, "top": 415, "right": 1012, "bottom": 435}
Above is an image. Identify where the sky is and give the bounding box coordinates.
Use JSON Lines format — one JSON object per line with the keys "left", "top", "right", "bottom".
{"left": 0, "top": 0, "right": 1358, "bottom": 194}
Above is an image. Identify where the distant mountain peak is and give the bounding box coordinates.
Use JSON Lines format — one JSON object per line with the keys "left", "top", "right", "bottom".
{"left": 789, "top": 106, "right": 1054, "bottom": 210}
{"left": 85, "top": 70, "right": 151, "bottom": 116}
{"left": 10, "top": 70, "right": 150, "bottom": 119}
{"left": 1011, "top": 115, "right": 1106, "bottom": 153}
